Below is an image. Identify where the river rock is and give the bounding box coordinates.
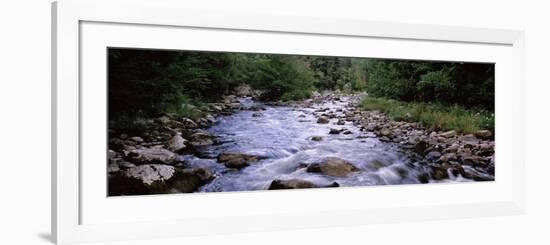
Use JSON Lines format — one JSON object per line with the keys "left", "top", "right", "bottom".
{"left": 109, "top": 138, "right": 126, "bottom": 151}
{"left": 118, "top": 161, "right": 136, "bottom": 169}
{"left": 430, "top": 166, "right": 449, "bottom": 180}
{"left": 124, "top": 164, "right": 176, "bottom": 185}
{"left": 426, "top": 151, "right": 442, "bottom": 160}
{"left": 445, "top": 143, "right": 460, "bottom": 153}
{"left": 181, "top": 118, "right": 198, "bottom": 129}
{"left": 250, "top": 105, "right": 265, "bottom": 111}
{"left": 127, "top": 147, "right": 178, "bottom": 165}
{"left": 208, "top": 103, "right": 223, "bottom": 112}
{"left": 336, "top": 119, "right": 346, "bottom": 125}
{"left": 169, "top": 167, "right": 214, "bottom": 193}
{"left": 307, "top": 157, "right": 359, "bottom": 177}
{"left": 440, "top": 130, "right": 457, "bottom": 138}
{"left": 474, "top": 130, "right": 493, "bottom": 139}
{"left": 129, "top": 136, "right": 144, "bottom": 143}
{"left": 462, "top": 155, "right": 489, "bottom": 167}
{"left": 380, "top": 128, "right": 392, "bottom": 137}
{"left": 268, "top": 179, "right": 317, "bottom": 189}
{"left": 379, "top": 136, "right": 391, "bottom": 142}
{"left": 222, "top": 95, "right": 238, "bottom": 104}
{"left": 166, "top": 135, "right": 187, "bottom": 153}
{"left": 189, "top": 131, "right": 214, "bottom": 147}
{"left": 268, "top": 179, "right": 340, "bottom": 190}
{"left": 317, "top": 116, "right": 330, "bottom": 124}
{"left": 217, "top": 152, "right": 259, "bottom": 169}
{"left": 439, "top": 152, "right": 457, "bottom": 162}
{"left": 414, "top": 140, "right": 430, "bottom": 155}
{"left": 156, "top": 116, "right": 171, "bottom": 124}
{"left": 204, "top": 114, "right": 216, "bottom": 123}
{"left": 329, "top": 128, "right": 341, "bottom": 134}
{"left": 228, "top": 103, "right": 242, "bottom": 110}
{"left": 108, "top": 149, "right": 117, "bottom": 159}
{"left": 108, "top": 163, "right": 120, "bottom": 173}
{"left": 252, "top": 112, "right": 262, "bottom": 117}
{"left": 311, "top": 136, "right": 323, "bottom": 141}
{"left": 477, "top": 143, "right": 494, "bottom": 156}
{"left": 460, "top": 134, "right": 479, "bottom": 143}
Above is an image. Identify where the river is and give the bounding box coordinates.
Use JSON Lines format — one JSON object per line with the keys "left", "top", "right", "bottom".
{"left": 181, "top": 96, "right": 469, "bottom": 192}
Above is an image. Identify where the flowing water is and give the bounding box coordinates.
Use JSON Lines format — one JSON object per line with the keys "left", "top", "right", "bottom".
{"left": 182, "top": 96, "right": 467, "bottom": 192}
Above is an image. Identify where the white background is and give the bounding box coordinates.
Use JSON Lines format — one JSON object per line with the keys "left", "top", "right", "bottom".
{"left": 0, "top": 0, "right": 548, "bottom": 244}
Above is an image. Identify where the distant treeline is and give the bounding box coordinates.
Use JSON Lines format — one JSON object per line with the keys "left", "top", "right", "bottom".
{"left": 109, "top": 48, "right": 494, "bottom": 119}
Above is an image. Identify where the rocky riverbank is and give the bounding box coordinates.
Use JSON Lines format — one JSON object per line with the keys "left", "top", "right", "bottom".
{"left": 107, "top": 86, "right": 258, "bottom": 195}
{"left": 304, "top": 92, "right": 495, "bottom": 182}
{"left": 108, "top": 89, "right": 495, "bottom": 196}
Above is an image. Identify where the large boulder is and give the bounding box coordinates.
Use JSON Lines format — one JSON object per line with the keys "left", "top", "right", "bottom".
{"left": 217, "top": 152, "right": 259, "bottom": 169}
{"left": 127, "top": 147, "right": 178, "bottom": 165}
{"left": 169, "top": 167, "right": 214, "bottom": 193}
{"left": 166, "top": 135, "right": 187, "bottom": 153}
{"left": 306, "top": 157, "right": 359, "bottom": 177}
{"left": 124, "top": 164, "right": 176, "bottom": 185}
{"left": 108, "top": 166, "right": 213, "bottom": 196}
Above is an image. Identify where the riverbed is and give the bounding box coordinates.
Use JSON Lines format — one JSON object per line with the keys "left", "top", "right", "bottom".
{"left": 180, "top": 96, "right": 470, "bottom": 193}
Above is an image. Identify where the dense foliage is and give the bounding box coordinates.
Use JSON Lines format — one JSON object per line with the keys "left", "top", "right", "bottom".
{"left": 247, "top": 55, "right": 315, "bottom": 101}
{"left": 109, "top": 49, "right": 240, "bottom": 119}
{"left": 109, "top": 48, "right": 494, "bottom": 123}
{"left": 365, "top": 60, "right": 494, "bottom": 110}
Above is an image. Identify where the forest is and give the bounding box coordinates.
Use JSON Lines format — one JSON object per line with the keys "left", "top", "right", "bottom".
{"left": 109, "top": 48, "right": 494, "bottom": 133}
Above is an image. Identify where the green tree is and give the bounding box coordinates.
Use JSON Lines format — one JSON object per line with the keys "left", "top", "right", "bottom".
{"left": 249, "top": 56, "right": 315, "bottom": 101}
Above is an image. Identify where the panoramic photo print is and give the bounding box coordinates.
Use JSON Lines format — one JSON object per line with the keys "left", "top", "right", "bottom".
{"left": 107, "top": 48, "right": 495, "bottom": 196}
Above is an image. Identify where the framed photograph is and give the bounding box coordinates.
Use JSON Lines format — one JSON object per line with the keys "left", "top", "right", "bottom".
{"left": 52, "top": 0, "right": 525, "bottom": 244}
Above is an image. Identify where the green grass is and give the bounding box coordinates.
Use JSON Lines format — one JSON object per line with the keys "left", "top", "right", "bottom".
{"left": 359, "top": 97, "right": 494, "bottom": 134}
